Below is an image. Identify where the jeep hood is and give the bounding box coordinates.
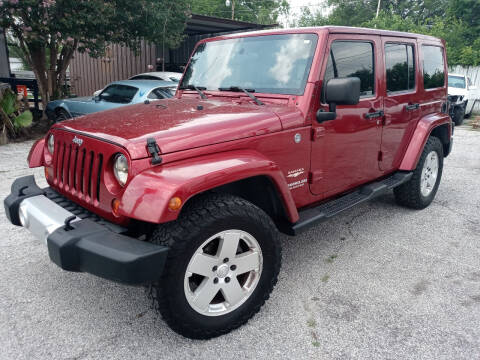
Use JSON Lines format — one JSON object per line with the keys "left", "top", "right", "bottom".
{"left": 53, "top": 97, "right": 285, "bottom": 159}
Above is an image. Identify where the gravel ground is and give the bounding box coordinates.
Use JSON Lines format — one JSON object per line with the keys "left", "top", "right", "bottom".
{"left": 1, "top": 125, "right": 480, "bottom": 360}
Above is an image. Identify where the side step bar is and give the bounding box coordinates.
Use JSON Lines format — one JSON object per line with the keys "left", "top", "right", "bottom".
{"left": 286, "top": 171, "right": 412, "bottom": 236}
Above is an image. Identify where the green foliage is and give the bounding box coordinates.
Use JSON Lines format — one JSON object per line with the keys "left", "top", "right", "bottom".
{"left": 0, "top": 88, "right": 32, "bottom": 143}
{"left": 13, "top": 110, "right": 33, "bottom": 130}
{"left": 294, "top": 0, "right": 480, "bottom": 66}
{"left": 0, "top": 90, "right": 16, "bottom": 116}
{"left": 0, "top": 0, "right": 189, "bottom": 58}
{"left": 0, "top": 0, "right": 189, "bottom": 108}
{"left": 365, "top": 11, "right": 480, "bottom": 66}
{"left": 192, "top": 0, "right": 289, "bottom": 25}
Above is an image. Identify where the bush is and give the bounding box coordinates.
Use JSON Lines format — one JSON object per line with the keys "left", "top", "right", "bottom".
{"left": 0, "top": 85, "right": 33, "bottom": 145}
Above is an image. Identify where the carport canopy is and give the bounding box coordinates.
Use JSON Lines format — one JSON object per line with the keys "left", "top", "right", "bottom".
{"left": 185, "top": 14, "right": 276, "bottom": 35}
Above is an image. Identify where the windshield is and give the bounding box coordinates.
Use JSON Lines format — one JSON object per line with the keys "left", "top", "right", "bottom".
{"left": 448, "top": 75, "right": 466, "bottom": 89}
{"left": 181, "top": 33, "right": 318, "bottom": 95}
{"left": 100, "top": 84, "right": 138, "bottom": 103}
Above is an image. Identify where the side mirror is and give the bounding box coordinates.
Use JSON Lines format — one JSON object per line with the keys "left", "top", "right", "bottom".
{"left": 316, "top": 77, "right": 361, "bottom": 123}
{"left": 94, "top": 95, "right": 101, "bottom": 102}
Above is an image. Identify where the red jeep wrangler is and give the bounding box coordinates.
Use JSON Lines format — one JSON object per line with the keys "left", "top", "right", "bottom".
{"left": 4, "top": 27, "right": 452, "bottom": 339}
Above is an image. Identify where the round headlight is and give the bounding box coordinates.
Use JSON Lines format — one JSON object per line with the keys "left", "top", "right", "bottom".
{"left": 47, "top": 134, "right": 54, "bottom": 154}
{"left": 113, "top": 154, "right": 129, "bottom": 186}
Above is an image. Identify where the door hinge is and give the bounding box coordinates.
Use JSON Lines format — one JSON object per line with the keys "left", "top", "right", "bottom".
{"left": 311, "top": 127, "right": 325, "bottom": 141}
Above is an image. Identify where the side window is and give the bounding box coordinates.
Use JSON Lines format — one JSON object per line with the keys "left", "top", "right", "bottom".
{"left": 324, "top": 41, "right": 375, "bottom": 99}
{"left": 147, "top": 88, "right": 167, "bottom": 100}
{"left": 385, "top": 43, "right": 416, "bottom": 93}
{"left": 100, "top": 85, "right": 138, "bottom": 103}
{"left": 422, "top": 45, "right": 445, "bottom": 89}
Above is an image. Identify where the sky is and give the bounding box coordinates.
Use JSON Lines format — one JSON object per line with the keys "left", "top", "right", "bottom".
{"left": 280, "top": 0, "right": 329, "bottom": 27}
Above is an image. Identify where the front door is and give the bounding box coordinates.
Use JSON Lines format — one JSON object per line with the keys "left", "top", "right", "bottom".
{"left": 310, "top": 34, "right": 384, "bottom": 197}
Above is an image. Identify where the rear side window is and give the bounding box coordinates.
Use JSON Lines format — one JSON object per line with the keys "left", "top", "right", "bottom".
{"left": 422, "top": 45, "right": 445, "bottom": 89}
{"left": 130, "top": 75, "right": 163, "bottom": 80}
{"left": 385, "top": 43, "right": 415, "bottom": 93}
{"left": 147, "top": 87, "right": 176, "bottom": 99}
{"left": 324, "top": 41, "right": 375, "bottom": 98}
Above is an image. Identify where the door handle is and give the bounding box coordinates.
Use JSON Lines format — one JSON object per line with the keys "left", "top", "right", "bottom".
{"left": 364, "top": 110, "right": 384, "bottom": 119}
{"left": 405, "top": 103, "right": 420, "bottom": 111}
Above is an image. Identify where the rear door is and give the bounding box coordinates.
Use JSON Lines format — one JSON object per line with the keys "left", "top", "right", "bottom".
{"left": 380, "top": 37, "right": 419, "bottom": 172}
{"left": 310, "top": 34, "right": 384, "bottom": 197}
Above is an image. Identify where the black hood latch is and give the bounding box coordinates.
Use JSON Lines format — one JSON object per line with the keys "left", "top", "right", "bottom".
{"left": 146, "top": 138, "right": 162, "bottom": 165}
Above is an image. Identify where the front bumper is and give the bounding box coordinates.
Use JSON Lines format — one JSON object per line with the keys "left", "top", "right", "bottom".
{"left": 4, "top": 176, "right": 168, "bottom": 284}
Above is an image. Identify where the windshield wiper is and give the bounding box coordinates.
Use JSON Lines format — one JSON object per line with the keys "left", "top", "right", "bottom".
{"left": 218, "top": 86, "right": 264, "bottom": 105}
{"left": 179, "top": 84, "right": 208, "bottom": 100}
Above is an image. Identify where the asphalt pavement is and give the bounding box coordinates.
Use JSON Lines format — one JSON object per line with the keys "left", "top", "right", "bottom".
{"left": 1, "top": 125, "right": 479, "bottom": 359}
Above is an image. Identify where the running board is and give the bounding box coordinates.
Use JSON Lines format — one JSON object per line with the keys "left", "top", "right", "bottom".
{"left": 286, "top": 171, "right": 412, "bottom": 236}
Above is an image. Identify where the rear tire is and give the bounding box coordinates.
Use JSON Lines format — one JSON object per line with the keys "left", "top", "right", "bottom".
{"left": 394, "top": 136, "right": 443, "bottom": 209}
{"left": 147, "top": 193, "right": 281, "bottom": 339}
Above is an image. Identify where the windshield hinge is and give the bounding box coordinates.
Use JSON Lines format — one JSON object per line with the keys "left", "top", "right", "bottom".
{"left": 147, "top": 138, "right": 162, "bottom": 165}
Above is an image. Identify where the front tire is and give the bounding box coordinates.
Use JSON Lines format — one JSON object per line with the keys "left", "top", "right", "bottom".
{"left": 55, "top": 108, "right": 71, "bottom": 122}
{"left": 394, "top": 136, "right": 444, "bottom": 209}
{"left": 147, "top": 194, "right": 281, "bottom": 339}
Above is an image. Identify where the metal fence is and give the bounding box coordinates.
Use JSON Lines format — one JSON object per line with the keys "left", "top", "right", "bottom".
{"left": 69, "top": 40, "right": 157, "bottom": 97}
{"left": 449, "top": 65, "right": 480, "bottom": 113}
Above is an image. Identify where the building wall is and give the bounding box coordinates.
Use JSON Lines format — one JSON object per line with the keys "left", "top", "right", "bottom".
{"left": 69, "top": 40, "right": 156, "bottom": 97}
{"left": 0, "top": 28, "right": 11, "bottom": 78}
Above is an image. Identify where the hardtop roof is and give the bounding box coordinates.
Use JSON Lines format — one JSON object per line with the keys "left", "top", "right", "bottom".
{"left": 206, "top": 25, "right": 443, "bottom": 44}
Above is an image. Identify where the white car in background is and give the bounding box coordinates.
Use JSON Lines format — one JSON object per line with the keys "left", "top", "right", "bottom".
{"left": 93, "top": 71, "right": 182, "bottom": 97}
{"left": 448, "top": 73, "right": 479, "bottom": 125}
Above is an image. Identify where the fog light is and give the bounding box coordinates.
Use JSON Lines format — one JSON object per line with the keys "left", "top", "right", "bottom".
{"left": 168, "top": 197, "right": 182, "bottom": 211}
{"left": 111, "top": 198, "right": 120, "bottom": 217}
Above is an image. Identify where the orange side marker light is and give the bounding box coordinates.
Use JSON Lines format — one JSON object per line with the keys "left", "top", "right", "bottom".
{"left": 168, "top": 197, "right": 182, "bottom": 211}
{"left": 112, "top": 198, "right": 121, "bottom": 217}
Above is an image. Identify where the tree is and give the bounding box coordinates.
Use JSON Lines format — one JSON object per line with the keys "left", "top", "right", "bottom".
{"left": 192, "top": 0, "right": 289, "bottom": 25}
{"left": 295, "top": 0, "right": 450, "bottom": 27}
{"left": 365, "top": 11, "right": 480, "bottom": 66}
{"left": 293, "top": 0, "right": 480, "bottom": 66}
{"left": 0, "top": 0, "right": 189, "bottom": 118}
{"left": 447, "top": 0, "right": 480, "bottom": 44}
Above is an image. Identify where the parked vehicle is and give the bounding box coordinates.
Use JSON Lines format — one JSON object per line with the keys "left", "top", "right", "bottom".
{"left": 93, "top": 72, "right": 182, "bottom": 97}
{"left": 5, "top": 27, "right": 452, "bottom": 339}
{"left": 448, "top": 73, "right": 479, "bottom": 125}
{"left": 46, "top": 80, "right": 176, "bottom": 122}
{"left": 129, "top": 71, "right": 182, "bottom": 82}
